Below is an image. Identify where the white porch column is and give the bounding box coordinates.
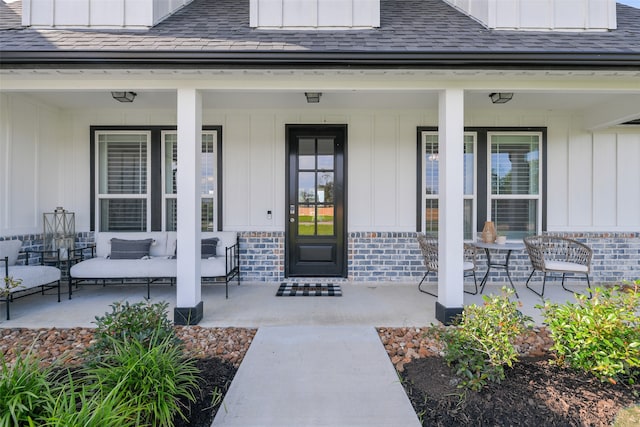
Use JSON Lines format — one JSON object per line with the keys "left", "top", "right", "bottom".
{"left": 436, "top": 89, "right": 465, "bottom": 324}
{"left": 174, "top": 88, "right": 203, "bottom": 325}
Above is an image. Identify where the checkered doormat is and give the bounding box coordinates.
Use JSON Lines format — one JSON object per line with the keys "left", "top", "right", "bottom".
{"left": 276, "top": 283, "right": 342, "bottom": 297}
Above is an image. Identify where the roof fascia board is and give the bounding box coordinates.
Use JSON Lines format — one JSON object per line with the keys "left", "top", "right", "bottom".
{"left": 2, "top": 51, "right": 640, "bottom": 70}
{"left": 2, "top": 71, "right": 639, "bottom": 92}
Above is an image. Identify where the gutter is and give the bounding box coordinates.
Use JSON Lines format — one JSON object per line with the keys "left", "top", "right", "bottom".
{"left": 2, "top": 51, "right": 640, "bottom": 70}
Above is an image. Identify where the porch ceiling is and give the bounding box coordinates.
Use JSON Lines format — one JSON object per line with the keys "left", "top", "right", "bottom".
{"left": 2, "top": 68, "right": 638, "bottom": 122}
{"left": 8, "top": 89, "right": 638, "bottom": 118}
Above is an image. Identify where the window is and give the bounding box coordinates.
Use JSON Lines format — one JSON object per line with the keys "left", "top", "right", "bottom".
{"left": 92, "top": 126, "right": 222, "bottom": 232}
{"left": 418, "top": 128, "right": 545, "bottom": 241}
{"left": 96, "top": 132, "right": 150, "bottom": 232}
{"left": 489, "top": 133, "right": 541, "bottom": 240}
{"left": 421, "top": 132, "right": 476, "bottom": 240}
{"left": 163, "top": 131, "right": 218, "bottom": 232}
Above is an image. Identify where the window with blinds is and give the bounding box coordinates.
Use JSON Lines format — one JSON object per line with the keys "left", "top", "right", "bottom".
{"left": 489, "top": 133, "right": 541, "bottom": 240}
{"left": 163, "top": 131, "right": 217, "bottom": 232}
{"left": 422, "top": 132, "right": 476, "bottom": 240}
{"left": 97, "top": 132, "right": 150, "bottom": 231}
{"left": 418, "top": 128, "right": 544, "bottom": 242}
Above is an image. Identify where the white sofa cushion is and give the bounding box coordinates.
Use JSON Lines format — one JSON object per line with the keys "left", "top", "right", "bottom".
{"left": 146, "top": 258, "right": 177, "bottom": 278}
{"left": 202, "top": 257, "right": 228, "bottom": 277}
{"left": 71, "top": 257, "right": 228, "bottom": 279}
{"left": 0, "top": 240, "right": 22, "bottom": 266}
{"left": 71, "top": 257, "right": 153, "bottom": 279}
{"left": 544, "top": 260, "right": 589, "bottom": 273}
{"left": 5, "top": 265, "right": 60, "bottom": 292}
{"left": 72, "top": 231, "right": 238, "bottom": 281}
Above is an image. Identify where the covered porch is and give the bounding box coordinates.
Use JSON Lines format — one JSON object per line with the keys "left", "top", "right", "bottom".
{"left": 1, "top": 68, "right": 639, "bottom": 324}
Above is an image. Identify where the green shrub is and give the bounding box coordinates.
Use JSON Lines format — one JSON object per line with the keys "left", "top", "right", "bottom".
{"left": 43, "top": 372, "right": 137, "bottom": 427}
{"left": 86, "top": 331, "right": 200, "bottom": 427}
{"left": 538, "top": 281, "right": 640, "bottom": 384}
{"left": 429, "top": 288, "right": 532, "bottom": 391}
{"left": 88, "top": 300, "right": 177, "bottom": 360}
{"left": 0, "top": 351, "right": 56, "bottom": 427}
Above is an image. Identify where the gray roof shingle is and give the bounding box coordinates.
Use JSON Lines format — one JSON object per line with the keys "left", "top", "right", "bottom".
{"left": 1, "top": 0, "right": 640, "bottom": 66}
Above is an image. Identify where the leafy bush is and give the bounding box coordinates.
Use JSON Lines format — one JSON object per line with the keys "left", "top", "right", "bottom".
{"left": 538, "top": 281, "right": 640, "bottom": 384}
{"left": 44, "top": 372, "right": 137, "bottom": 427}
{"left": 0, "top": 351, "right": 56, "bottom": 427}
{"left": 429, "top": 288, "right": 532, "bottom": 391}
{"left": 86, "top": 332, "right": 199, "bottom": 426}
{"left": 2, "top": 301, "right": 202, "bottom": 426}
{"left": 88, "top": 300, "right": 177, "bottom": 360}
{"left": 1, "top": 276, "right": 21, "bottom": 299}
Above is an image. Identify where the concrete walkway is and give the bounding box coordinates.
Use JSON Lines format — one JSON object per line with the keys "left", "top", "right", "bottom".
{"left": 212, "top": 325, "right": 421, "bottom": 427}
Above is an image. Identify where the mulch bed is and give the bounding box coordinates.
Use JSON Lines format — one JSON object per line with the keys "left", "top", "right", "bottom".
{"left": 1, "top": 327, "right": 254, "bottom": 427}
{"left": 3, "top": 326, "right": 639, "bottom": 426}
{"left": 401, "top": 356, "right": 639, "bottom": 427}
{"left": 173, "top": 357, "right": 237, "bottom": 427}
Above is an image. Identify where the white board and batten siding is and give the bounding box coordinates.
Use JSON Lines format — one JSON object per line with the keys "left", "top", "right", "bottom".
{"left": 250, "top": 0, "right": 380, "bottom": 28}
{"left": 18, "top": 0, "right": 617, "bottom": 30}
{"left": 444, "top": 0, "right": 617, "bottom": 31}
{"left": 1, "top": 93, "right": 639, "bottom": 237}
{"left": 0, "top": 94, "right": 68, "bottom": 235}
{"left": 22, "top": 0, "right": 194, "bottom": 29}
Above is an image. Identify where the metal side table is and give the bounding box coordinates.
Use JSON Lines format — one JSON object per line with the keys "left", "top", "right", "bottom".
{"left": 474, "top": 241, "right": 525, "bottom": 298}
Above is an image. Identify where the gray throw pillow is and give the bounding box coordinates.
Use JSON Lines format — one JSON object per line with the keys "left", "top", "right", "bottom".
{"left": 110, "top": 238, "right": 153, "bottom": 260}
{"left": 201, "top": 238, "right": 219, "bottom": 259}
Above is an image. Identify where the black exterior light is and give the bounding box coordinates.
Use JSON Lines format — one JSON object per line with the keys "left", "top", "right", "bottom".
{"left": 489, "top": 92, "right": 514, "bottom": 104}
{"left": 111, "top": 91, "right": 137, "bottom": 103}
{"left": 305, "top": 92, "right": 322, "bottom": 103}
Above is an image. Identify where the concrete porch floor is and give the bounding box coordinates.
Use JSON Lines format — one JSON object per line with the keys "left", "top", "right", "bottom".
{"left": 1, "top": 280, "right": 591, "bottom": 328}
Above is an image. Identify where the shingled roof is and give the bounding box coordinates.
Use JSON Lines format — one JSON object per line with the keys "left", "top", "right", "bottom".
{"left": 2, "top": 0, "right": 640, "bottom": 68}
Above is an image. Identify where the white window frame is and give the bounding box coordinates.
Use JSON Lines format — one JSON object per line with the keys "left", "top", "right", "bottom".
{"left": 421, "top": 131, "right": 477, "bottom": 241}
{"left": 95, "top": 131, "right": 151, "bottom": 232}
{"left": 161, "top": 130, "right": 218, "bottom": 232}
{"left": 486, "top": 131, "right": 543, "bottom": 239}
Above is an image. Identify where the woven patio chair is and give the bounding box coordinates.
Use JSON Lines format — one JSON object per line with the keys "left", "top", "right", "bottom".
{"left": 416, "top": 233, "right": 478, "bottom": 297}
{"left": 523, "top": 235, "right": 593, "bottom": 298}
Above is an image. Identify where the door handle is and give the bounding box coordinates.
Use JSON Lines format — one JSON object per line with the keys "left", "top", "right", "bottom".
{"left": 290, "top": 217, "right": 295, "bottom": 223}
{"left": 289, "top": 204, "right": 296, "bottom": 215}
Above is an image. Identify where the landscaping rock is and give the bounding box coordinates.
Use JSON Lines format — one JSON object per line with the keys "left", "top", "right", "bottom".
{"left": 0, "top": 326, "right": 256, "bottom": 368}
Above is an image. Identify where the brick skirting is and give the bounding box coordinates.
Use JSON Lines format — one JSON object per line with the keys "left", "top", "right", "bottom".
{"left": 2, "top": 231, "right": 638, "bottom": 284}
{"left": 238, "top": 231, "right": 638, "bottom": 284}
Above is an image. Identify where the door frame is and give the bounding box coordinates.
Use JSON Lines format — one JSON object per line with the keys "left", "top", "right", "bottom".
{"left": 284, "top": 124, "right": 348, "bottom": 278}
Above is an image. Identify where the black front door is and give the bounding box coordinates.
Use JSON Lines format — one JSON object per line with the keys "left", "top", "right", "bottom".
{"left": 285, "top": 125, "right": 347, "bottom": 277}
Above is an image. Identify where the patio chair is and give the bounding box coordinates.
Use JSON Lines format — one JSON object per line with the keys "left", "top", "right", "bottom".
{"left": 1, "top": 240, "right": 61, "bottom": 320}
{"left": 416, "top": 233, "right": 478, "bottom": 297}
{"left": 523, "top": 235, "right": 592, "bottom": 298}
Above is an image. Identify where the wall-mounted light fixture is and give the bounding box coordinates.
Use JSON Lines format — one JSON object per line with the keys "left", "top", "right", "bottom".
{"left": 305, "top": 92, "right": 322, "bottom": 103}
{"left": 489, "top": 92, "right": 513, "bottom": 104}
{"left": 111, "top": 91, "right": 137, "bottom": 103}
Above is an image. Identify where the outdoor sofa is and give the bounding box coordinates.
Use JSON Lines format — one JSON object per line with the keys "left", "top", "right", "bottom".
{"left": 1, "top": 239, "right": 62, "bottom": 320}
{"left": 69, "top": 231, "right": 240, "bottom": 299}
